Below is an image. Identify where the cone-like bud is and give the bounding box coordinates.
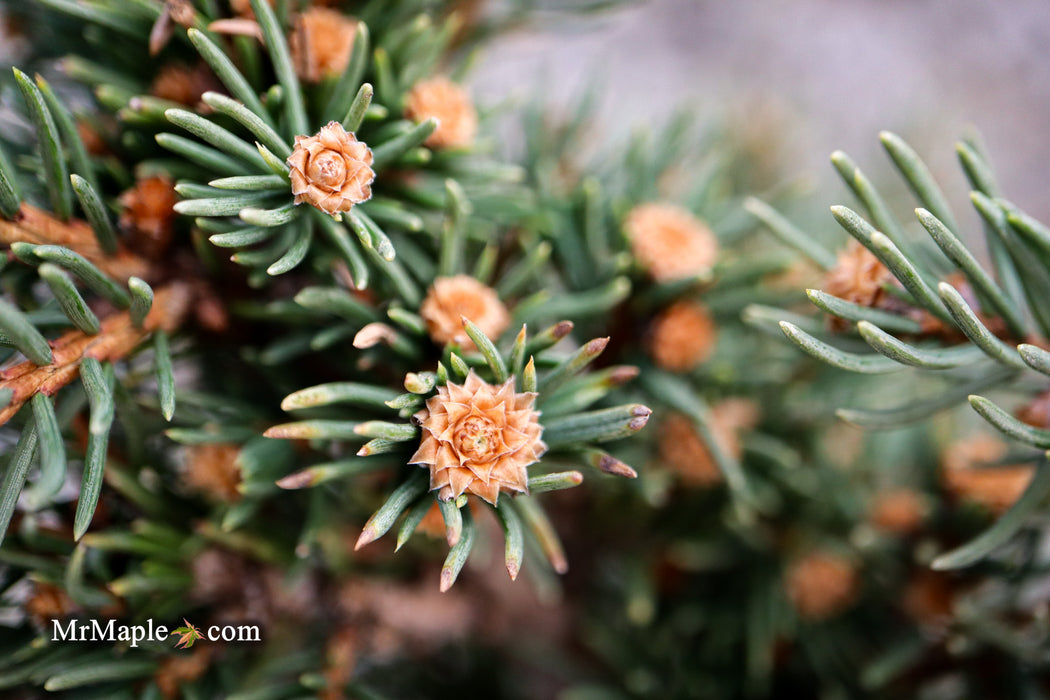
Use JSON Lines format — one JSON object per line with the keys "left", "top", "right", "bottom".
{"left": 410, "top": 370, "right": 546, "bottom": 504}
{"left": 288, "top": 121, "right": 374, "bottom": 215}
{"left": 822, "top": 239, "right": 893, "bottom": 331}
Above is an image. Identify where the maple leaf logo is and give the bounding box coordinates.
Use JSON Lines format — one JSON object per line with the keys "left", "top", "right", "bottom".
{"left": 170, "top": 619, "right": 203, "bottom": 649}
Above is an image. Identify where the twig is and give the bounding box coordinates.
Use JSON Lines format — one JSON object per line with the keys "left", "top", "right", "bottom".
{"left": 0, "top": 283, "right": 192, "bottom": 426}
{"left": 0, "top": 203, "right": 150, "bottom": 283}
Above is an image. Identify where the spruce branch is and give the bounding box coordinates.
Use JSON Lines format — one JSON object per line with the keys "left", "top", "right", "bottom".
{"left": 0, "top": 283, "right": 191, "bottom": 426}
{"left": 268, "top": 318, "right": 646, "bottom": 588}
{"left": 0, "top": 204, "right": 150, "bottom": 282}
{"left": 752, "top": 131, "right": 1050, "bottom": 447}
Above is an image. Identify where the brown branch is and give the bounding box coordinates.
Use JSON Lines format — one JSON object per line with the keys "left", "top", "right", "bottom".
{"left": 0, "top": 203, "right": 151, "bottom": 283}
{"left": 0, "top": 283, "right": 192, "bottom": 426}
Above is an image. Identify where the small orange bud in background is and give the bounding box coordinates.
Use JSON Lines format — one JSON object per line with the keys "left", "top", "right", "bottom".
{"left": 404, "top": 77, "right": 478, "bottom": 149}
{"left": 290, "top": 7, "right": 358, "bottom": 82}
{"left": 119, "top": 176, "right": 179, "bottom": 259}
{"left": 420, "top": 275, "right": 510, "bottom": 350}
{"left": 647, "top": 301, "right": 717, "bottom": 372}
{"left": 785, "top": 551, "right": 858, "bottom": 621}
{"left": 868, "top": 489, "right": 925, "bottom": 535}
{"left": 624, "top": 203, "right": 718, "bottom": 282}
{"left": 940, "top": 434, "right": 1033, "bottom": 514}
{"left": 181, "top": 443, "right": 242, "bottom": 503}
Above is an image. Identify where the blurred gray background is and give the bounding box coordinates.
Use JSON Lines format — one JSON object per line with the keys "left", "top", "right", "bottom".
{"left": 471, "top": 0, "right": 1050, "bottom": 223}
